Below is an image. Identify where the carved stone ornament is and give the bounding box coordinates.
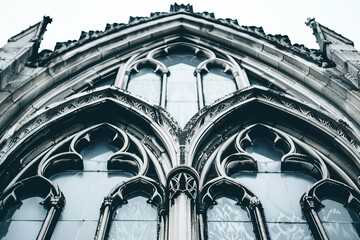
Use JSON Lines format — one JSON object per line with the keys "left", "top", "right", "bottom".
{"left": 169, "top": 172, "right": 198, "bottom": 200}
{"left": 34, "top": 4, "right": 330, "bottom": 67}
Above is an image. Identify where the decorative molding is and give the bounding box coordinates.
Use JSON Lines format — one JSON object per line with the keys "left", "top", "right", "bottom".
{"left": 167, "top": 166, "right": 199, "bottom": 201}
{"left": 0, "top": 87, "right": 180, "bottom": 163}
{"left": 169, "top": 172, "right": 197, "bottom": 200}
{"left": 184, "top": 86, "right": 360, "bottom": 157}
{"left": 34, "top": 4, "right": 331, "bottom": 67}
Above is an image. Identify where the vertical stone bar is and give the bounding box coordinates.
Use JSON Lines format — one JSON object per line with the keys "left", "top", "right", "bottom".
{"left": 167, "top": 167, "right": 199, "bottom": 240}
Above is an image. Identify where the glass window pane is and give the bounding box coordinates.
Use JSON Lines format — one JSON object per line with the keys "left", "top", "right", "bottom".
{"left": 0, "top": 221, "right": 44, "bottom": 240}
{"left": 203, "top": 68, "right": 237, "bottom": 105}
{"left": 207, "top": 197, "right": 255, "bottom": 240}
{"left": 127, "top": 68, "right": 161, "bottom": 104}
{"left": 113, "top": 196, "right": 157, "bottom": 221}
{"left": 167, "top": 78, "right": 198, "bottom": 101}
{"left": 232, "top": 173, "right": 316, "bottom": 222}
{"left": 50, "top": 172, "right": 131, "bottom": 221}
{"left": 322, "top": 222, "right": 360, "bottom": 240}
{"left": 267, "top": 223, "right": 313, "bottom": 240}
{"left": 156, "top": 52, "right": 207, "bottom": 127}
{"left": 0, "top": 197, "right": 47, "bottom": 239}
{"left": 207, "top": 197, "right": 250, "bottom": 221}
{"left": 80, "top": 136, "right": 119, "bottom": 171}
{"left": 318, "top": 199, "right": 360, "bottom": 239}
{"left": 166, "top": 101, "right": 198, "bottom": 128}
{"left": 109, "top": 196, "right": 158, "bottom": 240}
{"left": 109, "top": 221, "right": 158, "bottom": 240}
{"left": 244, "top": 137, "right": 284, "bottom": 172}
{"left": 207, "top": 222, "right": 255, "bottom": 240}
{"left": 157, "top": 53, "right": 206, "bottom": 68}
{"left": 318, "top": 199, "right": 360, "bottom": 223}
{"left": 51, "top": 220, "right": 98, "bottom": 240}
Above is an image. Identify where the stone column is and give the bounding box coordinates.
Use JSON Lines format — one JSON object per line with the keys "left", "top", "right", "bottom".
{"left": 167, "top": 167, "right": 199, "bottom": 240}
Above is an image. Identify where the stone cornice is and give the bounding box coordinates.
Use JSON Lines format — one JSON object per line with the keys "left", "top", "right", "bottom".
{"left": 35, "top": 4, "right": 331, "bottom": 67}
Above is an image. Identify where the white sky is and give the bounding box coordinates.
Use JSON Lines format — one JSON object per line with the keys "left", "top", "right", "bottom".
{"left": 1, "top": 0, "right": 359, "bottom": 51}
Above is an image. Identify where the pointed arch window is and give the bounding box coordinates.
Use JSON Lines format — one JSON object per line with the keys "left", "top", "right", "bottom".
{"left": 122, "top": 43, "right": 247, "bottom": 127}
{"left": 207, "top": 196, "right": 255, "bottom": 240}
{"left": 198, "top": 124, "right": 360, "bottom": 240}
{"left": 0, "top": 124, "right": 166, "bottom": 240}
{"left": 127, "top": 67, "right": 162, "bottom": 105}
{"left": 109, "top": 195, "right": 158, "bottom": 239}
{"left": 318, "top": 198, "right": 360, "bottom": 239}
{"left": 202, "top": 67, "right": 237, "bottom": 106}
{"left": 0, "top": 197, "right": 47, "bottom": 239}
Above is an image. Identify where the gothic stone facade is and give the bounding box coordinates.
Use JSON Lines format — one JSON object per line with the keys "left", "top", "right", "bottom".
{"left": 1, "top": 4, "right": 360, "bottom": 240}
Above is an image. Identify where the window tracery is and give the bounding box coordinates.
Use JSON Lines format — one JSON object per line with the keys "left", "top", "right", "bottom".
{"left": 198, "top": 124, "right": 360, "bottom": 240}
{"left": 0, "top": 123, "right": 166, "bottom": 239}
{"left": 121, "top": 43, "right": 245, "bottom": 127}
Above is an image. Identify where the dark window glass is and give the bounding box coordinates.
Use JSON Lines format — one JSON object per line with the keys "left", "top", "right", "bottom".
{"left": 127, "top": 67, "right": 161, "bottom": 104}
{"left": 203, "top": 67, "right": 236, "bottom": 105}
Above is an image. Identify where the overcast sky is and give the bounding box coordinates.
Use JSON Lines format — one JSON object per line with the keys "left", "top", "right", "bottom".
{"left": 1, "top": 0, "right": 359, "bottom": 51}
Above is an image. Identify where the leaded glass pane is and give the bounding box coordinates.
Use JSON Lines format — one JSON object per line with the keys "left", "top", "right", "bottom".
{"left": 322, "top": 223, "right": 360, "bottom": 240}
{"left": 0, "top": 221, "right": 44, "bottom": 240}
{"left": 207, "top": 197, "right": 249, "bottom": 221}
{"left": 127, "top": 67, "right": 161, "bottom": 104}
{"left": 0, "top": 197, "right": 47, "bottom": 239}
{"left": 207, "top": 197, "right": 255, "bottom": 240}
{"left": 165, "top": 62, "right": 198, "bottom": 127}
{"left": 109, "top": 221, "right": 158, "bottom": 240}
{"left": 232, "top": 173, "right": 315, "bottom": 222}
{"left": 109, "top": 196, "right": 158, "bottom": 240}
{"left": 113, "top": 196, "right": 157, "bottom": 221}
{"left": 319, "top": 199, "right": 360, "bottom": 223}
{"left": 267, "top": 223, "right": 313, "bottom": 240}
{"left": 203, "top": 67, "right": 236, "bottom": 105}
{"left": 318, "top": 199, "right": 360, "bottom": 239}
{"left": 244, "top": 137, "right": 284, "bottom": 172}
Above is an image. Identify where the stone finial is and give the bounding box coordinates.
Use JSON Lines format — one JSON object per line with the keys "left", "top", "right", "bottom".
{"left": 307, "top": 18, "right": 360, "bottom": 88}
{"left": 170, "top": 3, "right": 193, "bottom": 13}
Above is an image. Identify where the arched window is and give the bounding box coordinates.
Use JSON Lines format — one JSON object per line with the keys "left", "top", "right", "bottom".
{"left": 207, "top": 196, "right": 255, "bottom": 239}
{"left": 0, "top": 197, "right": 47, "bottom": 239}
{"left": 156, "top": 50, "right": 207, "bottom": 126}
{"left": 127, "top": 67, "right": 162, "bottom": 104}
{"left": 202, "top": 67, "right": 237, "bottom": 105}
{"left": 122, "top": 43, "right": 246, "bottom": 128}
{"left": 2, "top": 4, "right": 360, "bottom": 240}
{"left": 0, "top": 123, "right": 166, "bottom": 239}
{"left": 49, "top": 134, "right": 133, "bottom": 239}
{"left": 108, "top": 195, "right": 158, "bottom": 239}
{"left": 198, "top": 123, "right": 360, "bottom": 240}
{"left": 318, "top": 198, "right": 360, "bottom": 239}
